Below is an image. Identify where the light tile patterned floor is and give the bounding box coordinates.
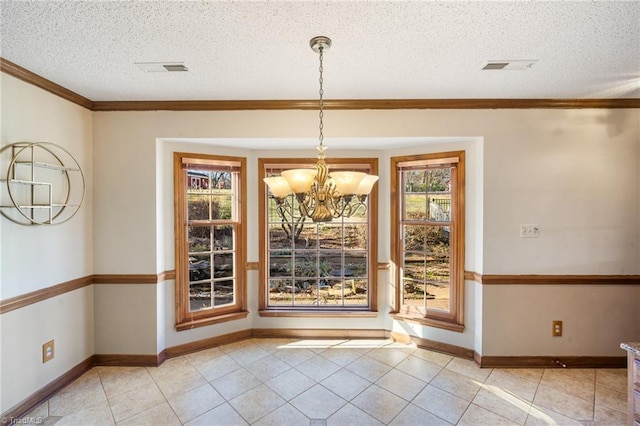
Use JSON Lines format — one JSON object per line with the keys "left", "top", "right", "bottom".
{"left": 20, "top": 338, "right": 628, "bottom": 425}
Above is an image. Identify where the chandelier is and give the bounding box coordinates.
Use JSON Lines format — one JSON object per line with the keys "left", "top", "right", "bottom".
{"left": 263, "top": 36, "right": 378, "bottom": 223}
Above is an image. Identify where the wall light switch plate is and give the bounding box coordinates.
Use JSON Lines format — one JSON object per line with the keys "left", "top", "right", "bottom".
{"left": 42, "top": 340, "right": 55, "bottom": 363}
{"left": 520, "top": 224, "right": 540, "bottom": 238}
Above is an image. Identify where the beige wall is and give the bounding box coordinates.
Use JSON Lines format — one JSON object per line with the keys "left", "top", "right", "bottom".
{"left": 93, "top": 107, "right": 639, "bottom": 358}
{"left": 482, "top": 284, "right": 640, "bottom": 356}
{"left": 0, "top": 74, "right": 94, "bottom": 413}
{"left": 93, "top": 284, "right": 158, "bottom": 354}
{"left": 1, "top": 75, "right": 93, "bottom": 297}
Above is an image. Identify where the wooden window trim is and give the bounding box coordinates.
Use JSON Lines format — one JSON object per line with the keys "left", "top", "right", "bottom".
{"left": 258, "top": 157, "right": 378, "bottom": 313}
{"left": 175, "top": 311, "right": 249, "bottom": 331}
{"left": 390, "top": 313, "right": 465, "bottom": 333}
{"left": 391, "top": 151, "right": 465, "bottom": 331}
{"left": 258, "top": 310, "right": 379, "bottom": 318}
{"left": 174, "top": 152, "right": 247, "bottom": 331}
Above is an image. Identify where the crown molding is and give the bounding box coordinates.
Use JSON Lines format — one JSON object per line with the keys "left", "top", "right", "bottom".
{"left": 2, "top": 57, "right": 639, "bottom": 111}
{"left": 0, "top": 57, "right": 93, "bottom": 110}
{"left": 91, "top": 98, "right": 640, "bottom": 111}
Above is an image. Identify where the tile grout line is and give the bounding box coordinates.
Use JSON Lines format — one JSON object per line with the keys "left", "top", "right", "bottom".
{"left": 96, "top": 367, "right": 118, "bottom": 426}
{"left": 148, "top": 356, "right": 216, "bottom": 425}
{"left": 143, "top": 365, "right": 171, "bottom": 421}
{"left": 591, "top": 368, "right": 597, "bottom": 423}
{"left": 395, "top": 354, "right": 448, "bottom": 425}
{"left": 204, "top": 346, "right": 307, "bottom": 425}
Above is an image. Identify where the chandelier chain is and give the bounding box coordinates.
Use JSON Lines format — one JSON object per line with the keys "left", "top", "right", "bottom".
{"left": 318, "top": 45, "right": 324, "bottom": 147}
{"left": 262, "top": 36, "right": 378, "bottom": 224}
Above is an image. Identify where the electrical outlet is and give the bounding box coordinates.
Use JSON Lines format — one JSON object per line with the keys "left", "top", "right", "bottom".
{"left": 42, "top": 340, "right": 55, "bottom": 363}
{"left": 521, "top": 224, "right": 540, "bottom": 238}
{"left": 552, "top": 321, "right": 562, "bottom": 337}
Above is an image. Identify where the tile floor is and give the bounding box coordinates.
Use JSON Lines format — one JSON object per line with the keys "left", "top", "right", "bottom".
{"left": 20, "top": 338, "right": 628, "bottom": 425}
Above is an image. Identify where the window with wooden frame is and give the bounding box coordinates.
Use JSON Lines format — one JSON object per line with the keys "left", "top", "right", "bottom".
{"left": 174, "top": 152, "right": 247, "bottom": 330}
{"left": 391, "top": 151, "right": 465, "bottom": 332}
{"left": 258, "top": 158, "right": 378, "bottom": 315}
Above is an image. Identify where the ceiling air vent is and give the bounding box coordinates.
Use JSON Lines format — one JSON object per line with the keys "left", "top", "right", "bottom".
{"left": 482, "top": 62, "right": 509, "bottom": 70}
{"left": 482, "top": 60, "right": 537, "bottom": 70}
{"left": 163, "top": 64, "right": 188, "bottom": 72}
{"left": 135, "top": 62, "right": 189, "bottom": 72}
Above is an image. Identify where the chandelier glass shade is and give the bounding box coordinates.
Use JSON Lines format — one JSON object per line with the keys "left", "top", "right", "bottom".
{"left": 263, "top": 36, "right": 378, "bottom": 223}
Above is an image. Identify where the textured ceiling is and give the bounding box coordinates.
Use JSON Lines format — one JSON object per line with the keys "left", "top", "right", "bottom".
{"left": 1, "top": 1, "right": 639, "bottom": 102}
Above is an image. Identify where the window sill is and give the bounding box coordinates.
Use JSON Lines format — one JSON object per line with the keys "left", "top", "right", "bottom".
{"left": 391, "top": 313, "right": 465, "bottom": 333}
{"left": 259, "top": 309, "right": 378, "bottom": 318}
{"left": 175, "top": 311, "right": 249, "bottom": 331}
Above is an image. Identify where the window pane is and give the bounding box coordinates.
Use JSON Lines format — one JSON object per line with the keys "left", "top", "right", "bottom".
{"left": 318, "top": 279, "right": 341, "bottom": 305}
{"left": 188, "top": 194, "right": 209, "bottom": 220}
{"left": 189, "top": 254, "right": 211, "bottom": 282}
{"left": 404, "top": 224, "right": 425, "bottom": 251}
{"left": 403, "top": 280, "right": 425, "bottom": 307}
{"left": 319, "top": 223, "right": 343, "bottom": 249}
{"left": 189, "top": 226, "right": 211, "bottom": 252}
{"left": 187, "top": 171, "right": 210, "bottom": 191}
{"left": 214, "top": 280, "right": 234, "bottom": 306}
{"left": 427, "top": 257, "right": 450, "bottom": 284}
{"left": 345, "top": 251, "right": 367, "bottom": 278}
{"left": 213, "top": 225, "right": 233, "bottom": 250}
{"left": 345, "top": 279, "right": 368, "bottom": 306}
{"left": 291, "top": 197, "right": 306, "bottom": 219}
{"left": 344, "top": 201, "right": 368, "bottom": 221}
{"left": 404, "top": 171, "right": 427, "bottom": 192}
{"left": 427, "top": 282, "right": 450, "bottom": 312}
{"left": 270, "top": 253, "right": 292, "bottom": 277}
{"left": 268, "top": 196, "right": 293, "bottom": 222}
{"left": 269, "top": 224, "right": 291, "bottom": 250}
{"left": 293, "top": 279, "right": 316, "bottom": 305}
{"left": 296, "top": 223, "right": 318, "bottom": 249}
{"left": 293, "top": 251, "right": 317, "bottom": 277}
{"left": 403, "top": 252, "right": 425, "bottom": 281}
{"left": 426, "top": 226, "right": 450, "bottom": 255}
{"left": 319, "top": 251, "right": 342, "bottom": 277}
{"left": 213, "top": 253, "right": 233, "bottom": 279}
{"left": 332, "top": 280, "right": 355, "bottom": 305}
{"left": 425, "top": 226, "right": 450, "bottom": 312}
{"left": 190, "top": 282, "right": 211, "bottom": 311}
{"left": 344, "top": 224, "right": 367, "bottom": 250}
{"left": 269, "top": 279, "right": 293, "bottom": 305}
{"left": 211, "top": 194, "right": 232, "bottom": 220}
{"left": 427, "top": 168, "right": 451, "bottom": 192}
{"left": 210, "top": 171, "right": 232, "bottom": 190}
{"left": 429, "top": 195, "right": 451, "bottom": 222}
{"left": 404, "top": 193, "right": 427, "bottom": 220}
